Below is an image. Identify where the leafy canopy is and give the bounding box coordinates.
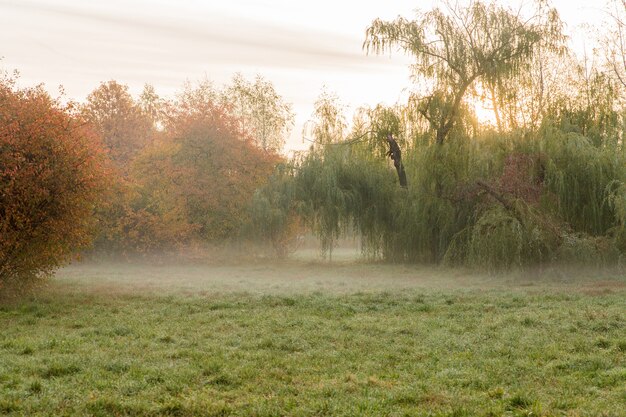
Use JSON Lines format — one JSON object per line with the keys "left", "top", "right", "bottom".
{"left": 364, "top": 0, "right": 564, "bottom": 144}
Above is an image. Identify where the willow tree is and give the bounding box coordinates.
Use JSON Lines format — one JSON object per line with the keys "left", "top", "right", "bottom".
{"left": 364, "top": 0, "right": 563, "bottom": 144}
{"left": 603, "top": 0, "right": 626, "bottom": 94}
{"left": 306, "top": 89, "right": 348, "bottom": 147}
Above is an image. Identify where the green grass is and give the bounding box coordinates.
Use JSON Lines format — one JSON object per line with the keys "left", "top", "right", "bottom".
{"left": 0, "top": 261, "right": 625, "bottom": 416}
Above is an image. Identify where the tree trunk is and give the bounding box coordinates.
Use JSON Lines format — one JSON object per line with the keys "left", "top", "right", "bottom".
{"left": 386, "top": 134, "right": 407, "bottom": 187}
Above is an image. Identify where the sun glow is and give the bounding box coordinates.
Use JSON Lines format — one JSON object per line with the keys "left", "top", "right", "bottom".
{"left": 469, "top": 92, "right": 499, "bottom": 128}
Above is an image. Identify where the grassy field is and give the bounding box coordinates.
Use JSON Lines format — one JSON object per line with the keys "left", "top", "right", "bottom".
{"left": 0, "top": 259, "right": 625, "bottom": 416}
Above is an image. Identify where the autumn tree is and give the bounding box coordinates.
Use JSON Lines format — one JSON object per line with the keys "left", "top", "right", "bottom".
{"left": 0, "top": 75, "right": 108, "bottom": 293}
{"left": 139, "top": 83, "right": 165, "bottom": 128}
{"left": 174, "top": 78, "right": 219, "bottom": 118}
{"left": 364, "top": 0, "right": 564, "bottom": 144}
{"left": 81, "top": 81, "right": 158, "bottom": 255}
{"left": 222, "top": 73, "right": 294, "bottom": 152}
{"left": 82, "top": 80, "right": 154, "bottom": 167}
{"left": 88, "top": 77, "right": 290, "bottom": 254}
{"left": 133, "top": 84, "right": 280, "bottom": 244}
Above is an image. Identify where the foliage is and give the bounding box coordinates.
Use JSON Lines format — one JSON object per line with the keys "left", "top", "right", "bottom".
{"left": 602, "top": 0, "right": 626, "bottom": 96}
{"left": 556, "top": 233, "right": 622, "bottom": 267}
{"left": 222, "top": 73, "right": 294, "bottom": 152}
{"left": 542, "top": 130, "right": 625, "bottom": 235}
{"left": 250, "top": 0, "right": 625, "bottom": 269}
{"left": 81, "top": 80, "right": 154, "bottom": 167}
{"left": 247, "top": 163, "right": 303, "bottom": 258}
{"left": 269, "top": 118, "right": 624, "bottom": 268}
{"left": 81, "top": 80, "right": 162, "bottom": 256}
{"left": 0, "top": 75, "right": 109, "bottom": 293}
{"left": 549, "top": 66, "right": 622, "bottom": 147}
{"left": 5, "top": 0, "right": 626, "bottom": 270}
{"left": 607, "top": 180, "right": 626, "bottom": 256}
{"left": 91, "top": 173, "right": 194, "bottom": 255}
{"left": 305, "top": 89, "right": 348, "bottom": 147}
{"left": 138, "top": 83, "right": 166, "bottom": 128}
{"left": 364, "top": 0, "right": 564, "bottom": 144}
{"left": 134, "top": 91, "right": 280, "bottom": 244}
{"left": 88, "top": 77, "right": 290, "bottom": 254}
{"left": 294, "top": 145, "right": 396, "bottom": 259}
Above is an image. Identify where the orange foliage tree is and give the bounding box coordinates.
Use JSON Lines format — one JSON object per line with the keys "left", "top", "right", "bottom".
{"left": 84, "top": 79, "right": 285, "bottom": 255}
{"left": 0, "top": 75, "right": 109, "bottom": 292}
{"left": 81, "top": 81, "right": 160, "bottom": 254}
{"left": 81, "top": 80, "right": 154, "bottom": 167}
{"left": 133, "top": 91, "right": 280, "bottom": 245}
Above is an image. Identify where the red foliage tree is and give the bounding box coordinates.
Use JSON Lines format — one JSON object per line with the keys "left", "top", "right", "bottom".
{"left": 0, "top": 76, "right": 109, "bottom": 292}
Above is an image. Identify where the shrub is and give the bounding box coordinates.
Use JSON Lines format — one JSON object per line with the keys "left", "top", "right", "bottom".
{"left": 0, "top": 75, "right": 108, "bottom": 294}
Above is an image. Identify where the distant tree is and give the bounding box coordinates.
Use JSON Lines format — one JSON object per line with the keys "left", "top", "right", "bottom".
{"left": 248, "top": 163, "right": 303, "bottom": 258}
{"left": 364, "top": 0, "right": 564, "bottom": 144}
{"left": 82, "top": 80, "right": 154, "bottom": 167}
{"left": 222, "top": 73, "right": 294, "bottom": 152}
{"left": 552, "top": 62, "right": 621, "bottom": 146}
{"left": 174, "top": 78, "right": 219, "bottom": 117}
{"left": 90, "top": 78, "right": 286, "bottom": 254}
{"left": 603, "top": 0, "right": 626, "bottom": 94}
{"left": 138, "top": 83, "right": 165, "bottom": 128}
{"left": 307, "top": 89, "right": 347, "bottom": 147}
{"left": 0, "top": 75, "right": 109, "bottom": 293}
{"left": 133, "top": 87, "right": 280, "bottom": 243}
{"left": 82, "top": 81, "right": 158, "bottom": 255}
{"left": 479, "top": 45, "right": 570, "bottom": 133}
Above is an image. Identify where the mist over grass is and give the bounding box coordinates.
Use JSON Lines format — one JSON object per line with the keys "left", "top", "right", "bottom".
{"left": 1, "top": 252, "right": 624, "bottom": 416}
{"left": 54, "top": 255, "right": 626, "bottom": 298}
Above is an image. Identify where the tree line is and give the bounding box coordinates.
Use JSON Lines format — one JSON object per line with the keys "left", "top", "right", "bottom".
{"left": 0, "top": 73, "right": 293, "bottom": 294}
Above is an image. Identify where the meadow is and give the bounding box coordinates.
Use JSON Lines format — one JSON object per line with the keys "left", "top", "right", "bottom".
{"left": 0, "top": 257, "right": 624, "bottom": 417}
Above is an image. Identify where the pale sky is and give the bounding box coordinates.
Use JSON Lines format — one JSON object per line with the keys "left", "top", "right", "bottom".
{"left": 0, "top": 0, "right": 609, "bottom": 151}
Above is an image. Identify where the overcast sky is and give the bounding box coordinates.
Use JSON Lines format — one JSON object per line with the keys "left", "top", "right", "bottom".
{"left": 0, "top": 0, "right": 609, "bottom": 151}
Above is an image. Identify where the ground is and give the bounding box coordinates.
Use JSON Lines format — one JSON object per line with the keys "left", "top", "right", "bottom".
{"left": 0, "top": 255, "right": 625, "bottom": 416}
